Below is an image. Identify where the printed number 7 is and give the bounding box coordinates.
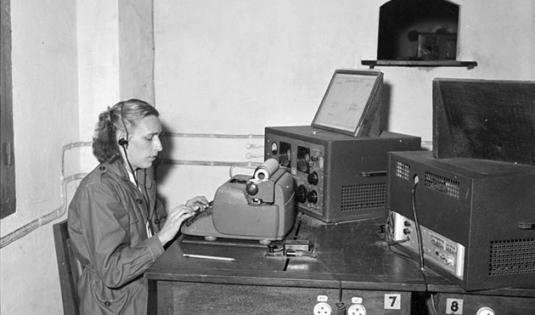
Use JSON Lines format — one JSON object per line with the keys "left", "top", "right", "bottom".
{"left": 384, "top": 294, "right": 401, "bottom": 310}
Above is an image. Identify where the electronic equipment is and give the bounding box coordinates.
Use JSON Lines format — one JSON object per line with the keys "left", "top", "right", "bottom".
{"left": 265, "top": 127, "right": 420, "bottom": 223}
{"left": 387, "top": 150, "right": 535, "bottom": 291}
{"left": 181, "top": 159, "right": 296, "bottom": 243}
{"left": 387, "top": 78, "right": 535, "bottom": 291}
{"left": 433, "top": 78, "right": 535, "bottom": 165}
{"left": 265, "top": 69, "right": 422, "bottom": 223}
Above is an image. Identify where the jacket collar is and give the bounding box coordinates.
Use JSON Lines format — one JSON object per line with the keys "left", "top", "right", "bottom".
{"left": 101, "top": 157, "right": 154, "bottom": 190}
{"left": 102, "top": 157, "right": 131, "bottom": 182}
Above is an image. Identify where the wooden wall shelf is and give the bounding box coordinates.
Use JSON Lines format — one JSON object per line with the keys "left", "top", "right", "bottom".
{"left": 362, "top": 59, "right": 477, "bottom": 69}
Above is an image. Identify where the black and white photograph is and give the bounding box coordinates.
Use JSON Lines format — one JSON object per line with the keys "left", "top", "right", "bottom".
{"left": 1, "top": 0, "right": 534, "bottom": 314}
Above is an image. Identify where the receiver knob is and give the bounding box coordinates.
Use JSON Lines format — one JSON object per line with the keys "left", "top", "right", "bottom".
{"left": 296, "top": 185, "right": 307, "bottom": 203}
{"left": 246, "top": 182, "right": 259, "bottom": 195}
{"left": 307, "top": 190, "right": 318, "bottom": 204}
{"left": 307, "top": 172, "right": 319, "bottom": 185}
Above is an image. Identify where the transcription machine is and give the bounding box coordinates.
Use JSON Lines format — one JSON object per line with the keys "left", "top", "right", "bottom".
{"left": 180, "top": 158, "right": 296, "bottom": 243}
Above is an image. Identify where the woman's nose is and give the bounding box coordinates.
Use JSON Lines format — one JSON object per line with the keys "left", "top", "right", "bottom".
{"left": 154, "top": 137, "right": 163, "bottom": 151}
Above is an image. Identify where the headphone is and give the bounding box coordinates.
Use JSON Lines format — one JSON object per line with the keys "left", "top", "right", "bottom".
{"left": 118, "top": 137, "right": 128, "bottom": 147}
{"left": 118, "top": 103, "right": 129, "bottom": 148}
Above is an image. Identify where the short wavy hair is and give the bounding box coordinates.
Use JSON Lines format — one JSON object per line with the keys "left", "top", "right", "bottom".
{"left": 92, "top": 99, "right": 160, "bottom": 163}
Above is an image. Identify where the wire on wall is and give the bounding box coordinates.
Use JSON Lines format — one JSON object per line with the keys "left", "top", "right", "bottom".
{"left": 156, "top": 132, "right": 264, "bottom": 169}
{"left": 163, "top": 131, "right": 263, "bottom": 139}
{"left": 0, "top": 141, "right": 91, "bottom": 248}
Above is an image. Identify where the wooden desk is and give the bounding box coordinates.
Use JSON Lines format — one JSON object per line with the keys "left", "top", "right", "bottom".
{"left": 146, "top": 215, "right": 535, "bottom": 314}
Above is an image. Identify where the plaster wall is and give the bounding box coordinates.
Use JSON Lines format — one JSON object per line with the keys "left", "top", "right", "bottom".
{"left": 0, "top": 1, "right": 78, "bottom": 315}
{"left": 1, "top": 1, "right": 152, "bottom": 314}
{"left": 153, "top": 0, "right": 535, "bottom": 208}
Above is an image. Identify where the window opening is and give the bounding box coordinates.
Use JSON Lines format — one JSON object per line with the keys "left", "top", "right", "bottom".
{"left": 378, "top": 0, "right": 459, "bottom": 61}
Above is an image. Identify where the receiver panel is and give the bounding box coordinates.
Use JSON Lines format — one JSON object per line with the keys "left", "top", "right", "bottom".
{"left": 266, "top": 126, "right": 421, "bottom": 223}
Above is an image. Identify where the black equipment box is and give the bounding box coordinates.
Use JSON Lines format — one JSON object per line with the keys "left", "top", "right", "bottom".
{"left": 265, "top": 126, "right": 421, "bottom": 223}
{"left": 387, "top": 78, "right": 535, "bottom": 291}
{"left": 264, "top": 69, "right": 421, "bottom": 223}
{"left": 387, "top": 150, "right": 535, "bottom": 291}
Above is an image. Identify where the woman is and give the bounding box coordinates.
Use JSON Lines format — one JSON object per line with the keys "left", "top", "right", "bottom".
{"left": 68, "top": 99, "right": 208, "bottom": 314}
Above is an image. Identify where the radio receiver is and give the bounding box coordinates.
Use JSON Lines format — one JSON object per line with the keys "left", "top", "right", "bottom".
{"left": 265, "top": 70, "right": 421, "bottom": 223}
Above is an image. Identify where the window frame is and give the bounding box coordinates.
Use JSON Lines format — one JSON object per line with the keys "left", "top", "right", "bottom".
{"left": 1, "top": 0, "right": 16, "bottom": 219}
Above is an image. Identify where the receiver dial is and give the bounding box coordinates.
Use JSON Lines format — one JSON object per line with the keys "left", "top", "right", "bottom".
{"left": 307, "top": 172, "right": 319, "bottom": 185}
{"left": 307, "top": 190, "right": 318, "bottom": 204}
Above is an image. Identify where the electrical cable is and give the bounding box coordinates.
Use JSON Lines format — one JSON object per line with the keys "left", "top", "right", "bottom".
{"left": 0, "top": 172, "right": 86, "bottom": 248}
{"left": 307, "top": 216, "right": 343, "bottom": 306}
{"left": 119, "top": 103, "right": 139, "bottom": 187}
{"left": 119, "top": 144, "right": 139, "bottom": 186}
{"left": 383, "top": 177, "right": 439, "bottom": 315}
{"left": 315, "top": 257, "right": 344, "bottom": 304}
{"left": 159, "top": 158, "right": 261, "bottom": 168}
{"left": 163, "top": 131, "right": 263, "bottom": 139}
{"left": 411, "top": 180, "right": 425, "bottom": 271}
{"left": 118, "top": 103, "right": 161, "bottom": 236}
{"left": 140, "top": 170, "right": 159, "bottom": 234}
{"left": 411, "top": 178, "right": 439, "bottom": 315}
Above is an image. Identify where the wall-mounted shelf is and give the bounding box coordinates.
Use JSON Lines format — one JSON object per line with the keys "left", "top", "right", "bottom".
{"left": 362, "top": 59, "right": 478, "bottom": 69}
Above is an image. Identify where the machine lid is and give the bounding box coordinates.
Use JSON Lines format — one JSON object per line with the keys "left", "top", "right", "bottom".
{"left": 311, "top": 69, "right": 384, "bottom": 137}
{"left": 433, "top": 78, "right": 535, "bottom": 165}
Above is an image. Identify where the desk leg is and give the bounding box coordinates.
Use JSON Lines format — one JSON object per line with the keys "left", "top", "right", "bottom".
{"left": 147, "top": 279, "right": 158, "bottom": 315}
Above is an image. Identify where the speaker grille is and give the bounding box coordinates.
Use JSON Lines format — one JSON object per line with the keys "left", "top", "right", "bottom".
{"left": 395, "top": 161, "right": 411, "bottom": 181}
{"left": 424, "top": 171, "right": 460, "bottom": 199}
{"left": 489, "top": 238, "right": 535, "bottom": 276}
{"left": 340, "top": 183, "right": 386, "bottom": 211}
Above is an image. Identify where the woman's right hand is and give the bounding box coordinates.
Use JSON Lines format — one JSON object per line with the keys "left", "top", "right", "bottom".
{"left": 157, "top": 205, "right": 196, "bottom": 245}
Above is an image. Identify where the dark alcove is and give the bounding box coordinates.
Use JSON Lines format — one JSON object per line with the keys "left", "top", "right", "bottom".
{"left": 378, "top": 0, "right": 459, "bottom": 61}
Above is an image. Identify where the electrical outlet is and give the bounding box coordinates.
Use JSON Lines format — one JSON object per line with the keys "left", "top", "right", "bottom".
{"left": 313, "top": 295, "right": 332, "bottom": 315}
{"left": 313, "top": 302, "right": 332, "bottom": 315}
{"left": 346, "top": 303, "right": 366, "bottom": 315}
{"left": 476, "top": 307, "right": 495, "bottom": 315}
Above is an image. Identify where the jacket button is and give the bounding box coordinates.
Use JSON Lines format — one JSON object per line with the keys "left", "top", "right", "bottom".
{"left": 104, "top": 301, "right": 111, "bottom": 307}
{"left": 99, "top": 165, "right": 106, "bottom": 171}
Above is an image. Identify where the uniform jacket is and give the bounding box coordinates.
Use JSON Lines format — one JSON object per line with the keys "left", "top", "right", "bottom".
{"left": 68, "top": 158, "right": 166, "bottom": 315}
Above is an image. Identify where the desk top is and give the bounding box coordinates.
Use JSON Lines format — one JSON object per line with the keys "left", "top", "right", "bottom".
{"left": 146, "top": 214, "right": 534, "bottom": 297}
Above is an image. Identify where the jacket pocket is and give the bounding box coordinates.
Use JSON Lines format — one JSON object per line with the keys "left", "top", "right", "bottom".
{"left": 90, "top": 278, "right": 130, "bottom": 314}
